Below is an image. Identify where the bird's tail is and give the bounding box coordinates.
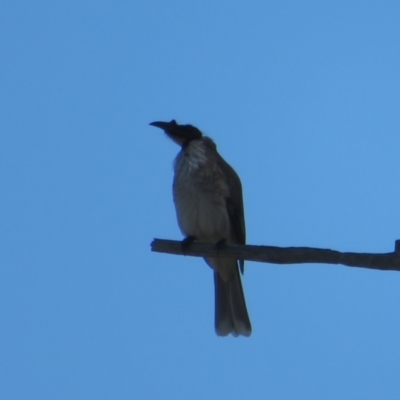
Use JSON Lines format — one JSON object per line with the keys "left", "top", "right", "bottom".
{"left": 214, "top": 267, "right": 252, "bottom": 337}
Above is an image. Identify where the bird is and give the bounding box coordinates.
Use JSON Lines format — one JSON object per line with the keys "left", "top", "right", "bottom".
{"left": 150, "top": 119, "right": 251, "bottom": 337}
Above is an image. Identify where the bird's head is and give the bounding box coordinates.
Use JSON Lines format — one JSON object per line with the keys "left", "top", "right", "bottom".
{"left": 149, "top": 119, "right": 203, "bottom": 146}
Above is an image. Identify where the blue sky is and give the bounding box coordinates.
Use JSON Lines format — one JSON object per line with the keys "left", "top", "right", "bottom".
{"left": 1, "top": 1, "right": 400, "bottom": 398}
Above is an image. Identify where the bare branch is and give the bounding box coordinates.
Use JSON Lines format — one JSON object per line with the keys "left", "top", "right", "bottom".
{"left": 151, "top": 239, "right": 400, "bottom": 272}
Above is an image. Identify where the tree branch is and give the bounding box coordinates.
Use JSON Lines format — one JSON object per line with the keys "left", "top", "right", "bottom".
{"left": 151, "top": 239, "right": 400, "bottom": 272}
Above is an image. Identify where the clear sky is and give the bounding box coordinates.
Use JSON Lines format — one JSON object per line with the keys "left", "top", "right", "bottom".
{"left": 1, "top": 1, "right": 400, "bottom": 399}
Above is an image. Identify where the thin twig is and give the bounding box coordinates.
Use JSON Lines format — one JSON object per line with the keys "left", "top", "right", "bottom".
{"left": 151, "top": 238, "right": 400, "bottom": 271}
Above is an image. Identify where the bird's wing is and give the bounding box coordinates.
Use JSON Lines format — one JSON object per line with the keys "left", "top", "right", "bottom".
{"left": 216, "top": 154, "right": 246, "bottom": 272}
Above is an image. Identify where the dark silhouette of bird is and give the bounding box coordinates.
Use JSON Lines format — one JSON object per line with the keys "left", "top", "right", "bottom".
{"left": 150, "top": 119, "right": 251, "bottom": 336}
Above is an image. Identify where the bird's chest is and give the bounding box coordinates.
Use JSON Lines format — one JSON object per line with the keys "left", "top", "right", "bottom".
{"left": 173, "top": 151, "right": 230, "bottom": 240}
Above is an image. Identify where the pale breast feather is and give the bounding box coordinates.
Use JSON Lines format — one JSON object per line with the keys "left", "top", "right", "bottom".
{"left": 172, "top": 140, "right": 231, "bottom": 240}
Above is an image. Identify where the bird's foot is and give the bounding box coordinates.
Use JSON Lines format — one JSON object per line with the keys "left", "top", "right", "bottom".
{"left": 181, "top": 235, "right": 196, "bottom": 253}
{"left": 215, "top": 238, "right": 227, "bottom": 251}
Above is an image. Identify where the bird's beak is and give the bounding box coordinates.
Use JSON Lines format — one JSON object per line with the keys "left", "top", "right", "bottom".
{"left": 149, "top": 121, "right": 174, "bottom": 131}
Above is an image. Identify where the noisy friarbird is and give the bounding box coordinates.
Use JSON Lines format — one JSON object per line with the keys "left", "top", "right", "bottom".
{"left": 150, "top": 119, "right": 251, "bottom": 337}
